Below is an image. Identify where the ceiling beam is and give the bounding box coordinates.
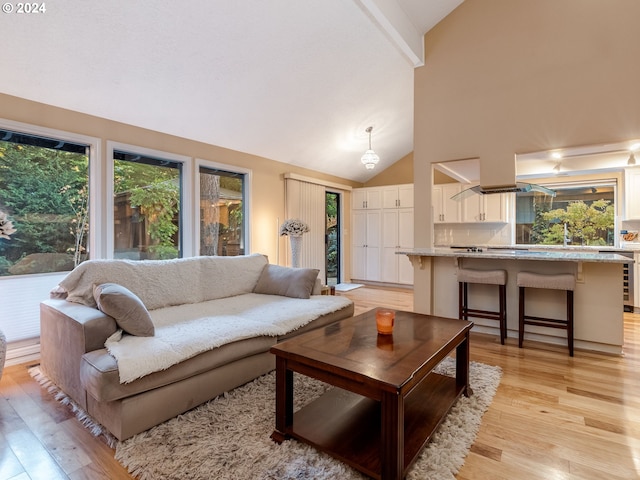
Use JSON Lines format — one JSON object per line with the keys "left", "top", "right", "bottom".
{"left": 356, "top": 0, "right": 424, "bottom": 67}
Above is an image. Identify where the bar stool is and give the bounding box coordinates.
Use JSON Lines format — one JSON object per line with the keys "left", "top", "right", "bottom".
{"left": 457, "top": 268, "right": 507, "bottom": 344}
{"left": 517, "top": 272, "right": 575, "bottom": 356}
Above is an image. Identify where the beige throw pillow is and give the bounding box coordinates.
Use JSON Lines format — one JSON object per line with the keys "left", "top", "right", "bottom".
{"left": 93, "top": 283, "right": 155, "bottom": 337}
{"left": 253, "top": 264, "right": 320, "bottom": 299}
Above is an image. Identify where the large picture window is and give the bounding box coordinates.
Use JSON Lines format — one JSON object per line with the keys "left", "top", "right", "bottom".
{"left": 113, "top": 151, "right": 182, "bottom": 260}
{"left": 0, "top": 129, "right": 90, "bottom": 276}
{"left": 516, "top": 181, "right": 616, "bottom": 246}
{"left": 199, "top": 166, "right": 245, "bottom": 256}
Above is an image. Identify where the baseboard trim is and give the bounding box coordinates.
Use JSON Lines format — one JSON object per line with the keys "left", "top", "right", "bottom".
{"left": 6, "top": 342, "right": 40, "bottom": 367}
{"left": 349, "top": 280, "right": 414, "bottom": 290}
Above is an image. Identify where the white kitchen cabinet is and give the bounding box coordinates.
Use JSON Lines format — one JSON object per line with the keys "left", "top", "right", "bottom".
{"left": 432, "top": 184, "right": 461, "bottom": 223}
{"left": 624, "top": 168, "right": 640, "bottom": 220}
{"left": 352, "top": 184, "right": 414, "bottom": 284}
{"left": 382, "top": 184, "right": 414, "bottom": 209}
{"left": 352, "top": 187, "right": 382, "bottom": 210}
{"left": 461, "top": 190, "right": 508, "bottom": 223}
{"left": 381, "top": 208, "right": 414, "bottom": 285}
{"left": 351, "top": 209, "right": 381, "bottom": 281}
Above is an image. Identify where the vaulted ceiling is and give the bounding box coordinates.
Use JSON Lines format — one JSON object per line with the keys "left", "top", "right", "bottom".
{"left": 2, "top": 0, "right": 463, "bottom": 182}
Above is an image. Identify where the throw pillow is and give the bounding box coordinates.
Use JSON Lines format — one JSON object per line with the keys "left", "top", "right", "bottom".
{"left": 93, "top": 283, "right": 155, "bottom": 337}
{"left": 253, "top": 264, "right": 320, "bottom": 299}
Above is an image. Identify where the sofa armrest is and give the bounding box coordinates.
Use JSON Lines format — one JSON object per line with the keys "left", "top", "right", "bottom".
{"left": 40, "top": 299, "right": 117, "bottom": 409}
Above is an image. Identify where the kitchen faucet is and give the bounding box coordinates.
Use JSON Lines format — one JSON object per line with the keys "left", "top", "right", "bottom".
{"left": 564, "top": 223, "right": 571, "bottom": 247}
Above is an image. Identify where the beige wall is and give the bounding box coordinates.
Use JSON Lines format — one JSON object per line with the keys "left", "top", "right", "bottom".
{"left": 1, "top": 93, "right": 359, "bottom": 275}
{"left": 413, "top": 0, "right": 640, "bottom": 313}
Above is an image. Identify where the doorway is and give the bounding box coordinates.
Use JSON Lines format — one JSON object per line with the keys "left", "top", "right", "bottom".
{"left": 325, "top": 191, "right": 340, "bottom": 286}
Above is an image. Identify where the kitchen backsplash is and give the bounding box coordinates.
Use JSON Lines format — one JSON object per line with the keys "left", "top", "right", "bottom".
{"left": 435, "top": 220, "right": 639, "bottom": 247}
{"left": 434, "top": 222, "right": 511, "bottom": 246}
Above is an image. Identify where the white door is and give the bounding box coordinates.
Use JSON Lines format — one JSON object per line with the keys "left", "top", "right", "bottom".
{"left": 381, "top": 210, "right": 399, "bottom": 282}
{"left": 365, "top": 210, "right": 381, "bottom": 281}
{"left": 351, "top": 211, "right": 367, "bottom": 279}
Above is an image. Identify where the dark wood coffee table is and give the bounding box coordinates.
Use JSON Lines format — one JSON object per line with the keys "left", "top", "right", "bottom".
{"left": 270, "top": 308, "right": 473, "bottom": 480}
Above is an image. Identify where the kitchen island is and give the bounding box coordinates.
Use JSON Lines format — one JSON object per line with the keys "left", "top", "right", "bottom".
{"left": 398, "top": 247, "right": 632, "bottom": 355}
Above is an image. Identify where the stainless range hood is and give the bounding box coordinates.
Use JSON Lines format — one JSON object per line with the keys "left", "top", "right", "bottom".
{"left": 434, "top": 156, "right": 556, "bottom": 200}
{"left": 452, "top": 182, "right": 556, "bottom": 200}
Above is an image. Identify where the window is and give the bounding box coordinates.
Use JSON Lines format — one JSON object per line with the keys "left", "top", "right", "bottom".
{"left": 199, "top": 166, "right": 245, "bottom": 256}
{"left": 0, "top": 129, "right": 90, "bottom": 275}
{"left": 516, "top": 180, "right": 616, "bottom": 246}
{"left": 113, "top": 150, "right": 182, "bottom": 260}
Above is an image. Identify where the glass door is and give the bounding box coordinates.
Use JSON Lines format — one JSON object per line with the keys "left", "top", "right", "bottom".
{"left": 325, "top": 191, "right": 340, "bottom": 285}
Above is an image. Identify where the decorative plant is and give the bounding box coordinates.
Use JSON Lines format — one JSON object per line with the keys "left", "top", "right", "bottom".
{"left": 540, "top": 199, "right": 614, "bottom": 246}
{"left": 279, "top": 218, "right": 309, "bottom": 237}
{"left": 0, "top": 211, "right": 16, "bottom": 240}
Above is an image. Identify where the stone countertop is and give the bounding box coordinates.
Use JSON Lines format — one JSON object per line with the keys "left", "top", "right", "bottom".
{"left": 397, "top": 247, "right": 633, "bottom": 264}
{"left": 437, "top": 244, "right": 637, "bottom": 253}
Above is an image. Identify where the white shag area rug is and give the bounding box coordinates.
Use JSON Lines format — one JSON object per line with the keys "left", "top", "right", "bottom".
{"left": 31, "top": 358, "right": 501, "bottom": 480}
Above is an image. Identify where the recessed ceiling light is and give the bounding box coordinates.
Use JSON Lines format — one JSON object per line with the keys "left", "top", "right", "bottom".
{"left": 629, "top": 142, "right": 640, "bottom": 151}
{"left": 551, "top": 151, "right": 563, "bottom": 159}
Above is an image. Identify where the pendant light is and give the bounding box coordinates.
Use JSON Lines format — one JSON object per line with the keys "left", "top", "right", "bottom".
{"left": 361, "top": 126, "right": 380, "bottom": 170}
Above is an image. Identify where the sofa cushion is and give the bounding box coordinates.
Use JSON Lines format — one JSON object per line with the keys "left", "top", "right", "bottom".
{"left": 253, "top": 264, "right": 319, "bottom": 299}
{"left": 94, "top": 283, "right": 155, "bottom": 337}
{"left": 81, "top": 335, "right": 276, "bottom": 402}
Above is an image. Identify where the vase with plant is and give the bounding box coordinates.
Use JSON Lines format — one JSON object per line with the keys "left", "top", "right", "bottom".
{"left": 279, "top": 218, "right": 309, "bottom": 267}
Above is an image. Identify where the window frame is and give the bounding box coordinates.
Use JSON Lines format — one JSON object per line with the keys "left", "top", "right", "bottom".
{"left": 106, "top": 141, "right": 193, "bottom": 258}
{"left": 195, "top": 158, "right": 252, "bottom": 256}
{"left": 515, "top": 177, "right": 619, "bottom": 247}
{"left": 0, "top": 118, "right": 100, "bottom": 347}
{"left": 0, "top": 117, "right": 102, "bottom": 265}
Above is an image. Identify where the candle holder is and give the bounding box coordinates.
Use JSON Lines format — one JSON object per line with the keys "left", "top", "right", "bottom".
{"left": 376, "top": 309, "right": 395, "bottom": 335}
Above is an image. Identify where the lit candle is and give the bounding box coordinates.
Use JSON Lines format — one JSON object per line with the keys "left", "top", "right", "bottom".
{"left": 376, "top": 309, "right": 395, "bottom": 335}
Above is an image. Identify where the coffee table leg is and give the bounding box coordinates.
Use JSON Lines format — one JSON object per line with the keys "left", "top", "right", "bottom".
{"left": 456, "top": 330, "right": 473, "bottom": 397}
{"left": 381, "top": 391, "right": 404, "bottom": 480}
{"left": 271, "top": 356, "right": 293, "bottom": 443}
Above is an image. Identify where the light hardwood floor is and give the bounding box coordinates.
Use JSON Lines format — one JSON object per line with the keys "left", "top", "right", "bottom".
{"left": 1, "top": 286, "right": 639, "bottom": 479}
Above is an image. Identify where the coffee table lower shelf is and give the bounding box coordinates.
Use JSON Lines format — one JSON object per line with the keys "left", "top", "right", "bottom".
{"left": 284, "top": 372, "right": 464, "bottom": 479}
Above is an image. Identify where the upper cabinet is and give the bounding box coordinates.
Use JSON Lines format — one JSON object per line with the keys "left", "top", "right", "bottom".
{"left": 461, "top": 189, "right": 509, "bottom": 223}
{"left": 625, "top": 167, "right": 640, "bottom": 220}
{"left": 432, "top": 183, "right": 509, "bottom": 223}
{"left": 353, "top": 184, "right": 413, "bottom": 210}
{"left": 382, "top": 184, "right": 414, "bottom": 209}
{"left": 432, "top": 184, "right": 461, "bottom": 223}
{"left": 352, "top": 187, "right": 382, "bottom": 210}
